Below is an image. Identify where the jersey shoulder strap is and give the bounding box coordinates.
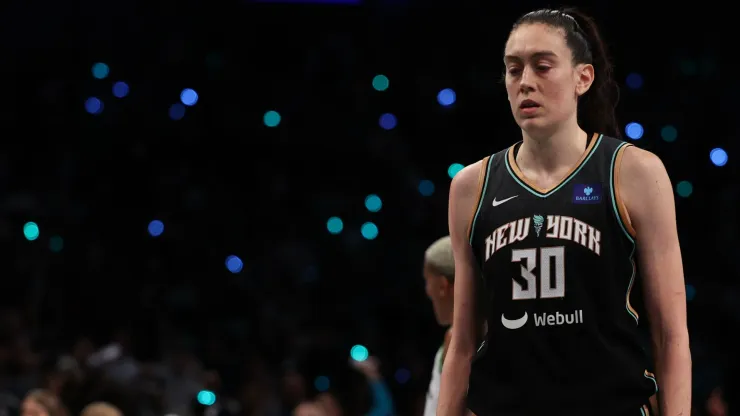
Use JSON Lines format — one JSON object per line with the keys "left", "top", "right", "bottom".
{"left": 600, "top": 135, "right": 638, "bottom": 240}
{"left": 598, "top": 134, "right": 631, "bottom": 155}
{"left": 436, "top": 344, "right": 445, "bottom": 373}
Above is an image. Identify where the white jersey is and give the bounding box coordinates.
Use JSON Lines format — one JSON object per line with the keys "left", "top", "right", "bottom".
{"left": 423, "top": 344, "right": 445, "bottom": 416}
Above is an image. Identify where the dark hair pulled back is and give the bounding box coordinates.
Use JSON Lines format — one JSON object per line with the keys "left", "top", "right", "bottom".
{"left": 512, "top": 8, "right": 620, "bottom": 138}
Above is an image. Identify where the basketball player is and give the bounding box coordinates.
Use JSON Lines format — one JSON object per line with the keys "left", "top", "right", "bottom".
{"left": 422, "top": 236, "right": 455, "bottom": 416}
{"left": 437, "top": 8, "right": 691, "bottom": 416}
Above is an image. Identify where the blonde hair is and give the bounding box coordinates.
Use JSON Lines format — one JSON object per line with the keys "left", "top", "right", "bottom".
{"left": 80, "top": 402, "right": 123, "bottom": 416}
{"left": 424, "top": 236, "right": 454, "bottom": 281}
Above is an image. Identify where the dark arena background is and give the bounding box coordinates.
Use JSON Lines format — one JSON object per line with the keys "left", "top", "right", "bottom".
{"left": 0, "top": 0, "right": 737, "bottom": 415}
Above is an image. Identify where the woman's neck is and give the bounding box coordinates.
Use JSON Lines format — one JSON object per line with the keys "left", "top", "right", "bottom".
{"left": 518, "top": 122, "right": 588, "bottom": 174}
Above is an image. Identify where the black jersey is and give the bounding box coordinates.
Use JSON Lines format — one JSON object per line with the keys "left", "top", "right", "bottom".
{"left": 466, "top": 134, "right": 658, "bottom": 416}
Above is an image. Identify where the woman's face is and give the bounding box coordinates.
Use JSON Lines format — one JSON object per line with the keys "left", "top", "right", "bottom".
{"left": 504, "top": 23, "right": 592, "bottom": 135}
{"left": 21, "top": 398, "right": 49, "bottom": 416}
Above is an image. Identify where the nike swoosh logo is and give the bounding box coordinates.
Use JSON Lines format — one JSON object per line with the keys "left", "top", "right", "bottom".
{"left": 501, "top": 312, "right": 528, "bottom": 330}
{"left": 492, "top": 195, "right": 518, "bottom": 207}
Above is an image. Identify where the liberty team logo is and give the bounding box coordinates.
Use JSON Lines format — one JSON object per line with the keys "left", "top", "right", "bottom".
{"left": 532, "top": 215, "right": 544, "bottom": 236}
{"left": 573, "top": 183, "right": 602, "bottom": 204}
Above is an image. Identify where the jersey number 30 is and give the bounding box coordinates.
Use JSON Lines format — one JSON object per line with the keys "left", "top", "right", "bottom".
{"left": 511, "top": 247, "right": 565, "bottom": 300}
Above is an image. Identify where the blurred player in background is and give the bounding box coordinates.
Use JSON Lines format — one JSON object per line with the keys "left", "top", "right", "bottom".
{"left": 422, "top": 236, "right": 456, "bottom": 416}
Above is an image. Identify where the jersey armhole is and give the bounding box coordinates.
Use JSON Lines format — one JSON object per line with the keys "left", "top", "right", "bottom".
{"left": 467, "top": 155, "right": 494, "bottom": 244}
{"left": 610, "top": 143, "right": 637, "bottom": 239}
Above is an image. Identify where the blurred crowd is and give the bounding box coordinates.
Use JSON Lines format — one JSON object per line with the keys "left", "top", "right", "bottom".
{"left": 0, "top": 307, "right": 408, "bottom": 416}
{"left": 2, "top": 303, "right": 739, "bottom": 416}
